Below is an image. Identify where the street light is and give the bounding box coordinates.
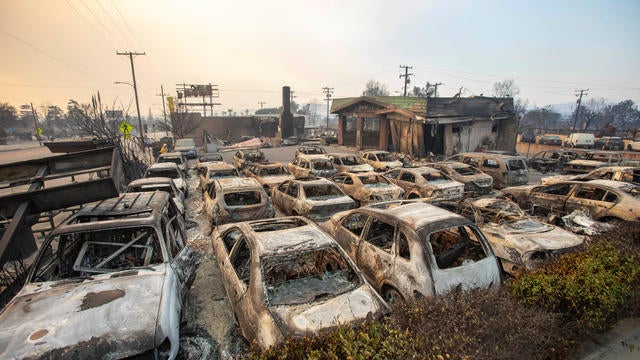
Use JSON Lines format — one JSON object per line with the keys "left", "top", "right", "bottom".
{"left": 114, "top": 81, "right": 145, "bottom": 145}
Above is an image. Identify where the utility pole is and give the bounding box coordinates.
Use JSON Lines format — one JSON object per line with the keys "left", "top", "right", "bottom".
{"left": 399, "top": 65, "right": 413, "bottom": 97}
{"left": 290, "top": 91, "right": 296, "bottom": 108}
{"left": 117, "top": 51, "right": 146, "bottom": 146}
{"left": 157, "top": 85, "right": 169, "bottom": 136}
{"left": 258, "top": 101, "right": 265, "bottom": 110}
{"left": 433, "top": 82, "right": 443, "bottom": 97}
{"left": 322, "top": 87, "right": 334, "bottom": 131}
{"left": 30, "top": 103, "right": 41, "bottom": 146}
{"left": 571, "top": 89, "right": 589, "bottom": 133}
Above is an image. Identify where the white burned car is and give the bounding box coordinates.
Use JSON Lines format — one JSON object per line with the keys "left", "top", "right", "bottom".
{"left": 456, "top": 196, "right": 584, "bottom": 275}
{"left": 384, "top": 166, "right": 465, "bottom": 200}
{"left": 0, "top": 192, "right": 197, "bottom": 360}
{"left": 204, "top": 177, "right": 275, "bottom": 226}
{"left": 330, "top": 171, "right": 405, "bottom": 206}
{"left": 322, "top": 201, "right": 502, "bottom": 303}
{"left": 271, "top": 177, "right": 356, "bottom": 222}
{"left": 211, "top": 217, "right": 386, "bottom": 349}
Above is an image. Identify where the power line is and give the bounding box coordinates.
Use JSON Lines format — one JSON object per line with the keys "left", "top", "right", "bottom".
{"left": 65, "top": 0, "right": 117, "bottom": 50}
{"left": 94, "top": 0, "right": 135, "bottom": 50}
{"left": 109, "top": 0, "right": 144, "bottom": 50}
{"left": 117, "top": 51, "right": 146, "bottom": 145}
{"left": 399, "top": 65, "right": 413, "bottom": 97}
{"left": 322, "top": 87, "right": 334, "bottom": 130}
{"left": 79, "top": 0, "right": 123, "bottom": 48}
{"left": 0, "top": 29, "right": 102, "bottom": 82}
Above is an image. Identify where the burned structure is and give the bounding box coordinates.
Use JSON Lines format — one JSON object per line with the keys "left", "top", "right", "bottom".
{"left": 331, "top": 96, "right": 518, "bottom": 157}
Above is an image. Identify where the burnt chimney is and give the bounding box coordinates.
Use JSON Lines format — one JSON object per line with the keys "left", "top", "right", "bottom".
{"left": 280, "top": 86, "right": 294, "bottom": 138}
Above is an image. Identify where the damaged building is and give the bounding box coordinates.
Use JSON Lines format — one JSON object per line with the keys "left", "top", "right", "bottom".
{"left": 330, "top": 96, "right": 518, "bottom": 157}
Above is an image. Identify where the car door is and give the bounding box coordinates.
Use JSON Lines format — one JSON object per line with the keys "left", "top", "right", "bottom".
{"left": 395, "top": 170, "right": 418, "bottom": 195}
{"left": 165, "top": 211, "right": 197, "bottom": 300}
{"left": 332, "top": 211, "right": 369, "bottom": 259}
{"left": 355, "top": 217, "right": 397, "bottom": 290}
{"left": 564, "top": 184, "right": 617, "bottom": 219}
{"left": 271, "top": 181, "right": 289, "bottom": 211}
{"left": 528, "top": 183, "right": 574, "bottom": 215}
{"left": 226, "top": 236, "right": 260, "bottom": 342}
{"left": 284, "top": 182, "right": 301, "bottom": 215}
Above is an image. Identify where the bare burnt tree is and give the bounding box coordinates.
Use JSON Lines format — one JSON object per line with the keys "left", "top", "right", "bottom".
{"left": 67, "top": 93, "right": 147, "bottom": 183}
{"left": 169, "top": 111, "right": 201, "bottom": 138}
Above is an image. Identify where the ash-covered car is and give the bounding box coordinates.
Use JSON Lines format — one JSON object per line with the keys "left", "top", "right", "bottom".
{"left": 446, "top": 152, "right": 529, "bottom": 189}
{"left": 295, "top": 144, "right": 327, "bottom": 157}
{"left": 211, "top": 217, "right": 386, "bottom": 349}
{"left": 383, "top": 166, "right": 464, "bottom": 200}
{"left": 526, "top": 149, "right": 585, "bottom": 173}
{"left": 360, "top": 150, "right": 403, "bottom": 172}
{"left": 287, "top": 154, "right": 337, "bottom": 178}
{"left": 196, "top": 152, "right": 224, "bottom": 167}
{"left": 157, "top": 151, "right": 188, "bottom": 174}
{"left": 204, "top": 177, "right": 274, "bottom": 225}
{"left": 198, "top": 162, "right": 241, "bottom": 192}
{"left": 502, "top": 179, "right": 640, "bottom": 222}
{"left": 456, "top": 196, "right": 584, "bottom": 275}
{"left": 0, "top": 191, "right": 198, "bottom": 360}
{"left": 174, "top": 137, "right": 198, "bottom": 159}
{"left": 244, "top": 161, "right": 294, "bottom": 193}
{"left": 563, "top": 150, "right": 623, "bottom": 174}
{"left": 233, "top": 148, "right": 268, "bottom": 170}
{"left": 321, "top": 201, "right": 502, "bottom": 303}
{"left": 427, "top": 162, "right": 493, "bottom": 195}
{"left": 330, "top": 171, "right": 405, "bottom": 206}
{"left": 126, "top": 177, "right": 186, "bottom": 217}
{"left": 541, "top": 166, "right": 640, "bottom": 186}
{"left": 271, "top": 177, "right": 356, "bottom": 222}
{"left": 328, "top": 153, "right": 374, "bottom": 173}
{"left": 145, "top": 162, "right": 188, "bottom": 197}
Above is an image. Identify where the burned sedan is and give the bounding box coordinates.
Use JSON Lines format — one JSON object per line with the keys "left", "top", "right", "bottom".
{"left": 287, "top": 154, "right": 337, "bottom": 178}
{"left": 541, "top": 166, "right": 640, "bottom": 186}
{"left": 502, "top": 179, "right": 640, "bottom": 222}
{"left": 198, "top": 162, "right": 241, "bottom": 192}
{"left": 126, "top": 176, "right": 186, "bottom": 217}
{"left": 0, "top": 192, "right": 197, "bottom": 360}
{"left": 211, "top": 217, "right": 386, "bottom": 349}
{"left": 145, "top": 162, "right": 188, "bottom": 197}
{"left": 384, "top": 166, "right": 465, "bottom": 200}
{"left": 244, "top": 161, "right": 295, "bottom": 193}
{"left": 321, "top": 201, "right": 502, "bottom": 303}
{"left": 328, "top": 153, "right": 374, "bottom": 173}
{"left": 204, "top": 177, "right": 275, "bottom": 225}
{"left": 427, "top": 161, "right": 493, "bottom": 195}
{"left": 271, "top": 177, "right": 356, "bottom": 222}
{"left": 456, "top": 196, "right": 584, "bottom": 275}
{"left": 330, "top": 171, "right": 405, "bottom": 206}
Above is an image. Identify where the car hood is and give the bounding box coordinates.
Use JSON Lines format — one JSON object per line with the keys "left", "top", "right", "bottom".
{"left": 174, "top": 145, "right": 195, "bottom": 152}
{"left": 262, "top": 175, "right": 295, "bottom": 187}
{"left": 501, "top": 184, "right": 536, "bottom": 196}
{"left": 0, "top": 268, "right": 166, "bottom": 359}
{"left": 345, "top": 164, "right": 374, "bottom": 173}
{"left": 269, "top": 285, "right": 383, "bottom": 336}
{"left": 483, "top": 220, "right": 584, "bottom": 252}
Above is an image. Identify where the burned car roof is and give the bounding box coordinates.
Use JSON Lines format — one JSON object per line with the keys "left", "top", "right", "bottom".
{"left": 366, "top": 201, "right": 470, "bottom": 231}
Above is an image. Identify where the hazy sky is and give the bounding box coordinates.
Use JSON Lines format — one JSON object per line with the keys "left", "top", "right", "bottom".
{"left": 1, "top": 0, "right": 639, "bottom": 117}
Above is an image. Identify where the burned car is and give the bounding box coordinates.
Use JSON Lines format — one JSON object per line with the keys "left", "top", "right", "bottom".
{"left": 541, "top": 166, "right": 640, "bottom": 186}
{"left": 211, "top": 217, "right": 386, "bottom": 349}
{"left": 244, "top": 161, "right": 294, "bottom": 193}
{"left": 144, "top": 162, "right": 188, "bottom": 197}
{"left": 271, "top": 177, "right": 356, "bottom": 222}
{"left": 196, "top": 152, "right": 224, "bottom": 167}
{"left": 456, "top": 196, "right": 584, "bottom": 275}
{"left": 526, "top": 149, "right": 585, "bottom": 173}
{"left": 360, "top": 150, "right": 403, "bottom": 172}
{"left": 295, "top": 144, "right": 327, "bottom": 157}
{"left": 384, "top": 166, "right": 464, "bottom": 200}
{"left": 126, "top": 177, "right": 186, "bottom": 217}
{"left": 427, "top": 162, "right": 493, "bottom": 195}
{"left": 330, "top": 171, "right": 405, "bottom": 206}
{"left": 204, "top": 177, "right": 275, "bottom": 225}
{"left": 446, "top": 152, "right": 529, "bottom": 189}
{"left": 563, "top": 150, "right": 623, "bottom": 174}
{"left": 233, "top": 148, "right": 268, "bottom": 170}
{"left": 0, "top": 191, "right": 197, "bottom": 360}
{"left": 502, "top": 179, "right": 640, "bottom": 222}
{"left": 287, "top": 154, "right": 337, "bottom": 178}
{"left": 198, "top": 162, "right": 241, "bottom": 192}
{"left": 321, "top": 201, "right": 502, "bottom": 303}
{"left": 157, "top": 151, "right": 188, "bottom": 174}
{"left": 328, "top": 153, "right": 375, "bottom": 173}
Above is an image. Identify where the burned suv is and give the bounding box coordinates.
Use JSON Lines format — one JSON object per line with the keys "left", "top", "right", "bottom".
{"left": 0, "top": 191, "right": 198, "bottom": 360}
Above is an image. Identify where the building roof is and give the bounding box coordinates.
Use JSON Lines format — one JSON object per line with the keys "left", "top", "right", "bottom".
{"left": 331, "top": 96, "right": 426, "bottom": 116}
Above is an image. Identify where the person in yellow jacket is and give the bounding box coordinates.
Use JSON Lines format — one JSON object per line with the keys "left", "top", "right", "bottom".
{"left": 160, "top": 143, "right": 168, "bottom": 154}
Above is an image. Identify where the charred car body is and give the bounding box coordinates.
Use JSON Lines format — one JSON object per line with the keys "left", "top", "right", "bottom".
{"left": 328, "top": 153, "right": 375, "bottom": 173}
{"left": 198, "top": 162, "right": 241, "bottom": 192}
{"left": 446, "top": 152, "right": 529, "bottom": 189}
{"left": 321, "top": 201, "right": 502, "bottom": 303}
{"left": 196, "top": 152, "right": 224, "bottom": 167}
{"left": 287, "top": 154, "right": 337, "bottom": 178}
{"left": 144, "top": 162, "right": 188, "bottom": 198}
{"left": 503, "top": 179, "right": 640, "bottom": 222}
{"left": 126, "top": 177, "right": 186, "bottom": 217}
{"left": 295, "top": 145, "right": 327, "bottom": 157}
{"left": 211, "top": 217, "right": 386, "bottom": 349}
{"left": 563, "top": 151, "right": 623, "bottom": 174}
{"left": 427, "top": 162, "right": 493, "bottom": 195}
{"left": 541, "top": 166, "right": 640, "bottom": 186}
{"left": 271, "top": 177, "right": 356, "bottom": 222}
{"left": 233, "top": 148, "right": 268, "bottom": 170}
{"left": 384, "top": 166, "right": 464, "bottom": 200}
{"left": 360, "top": 150, "right": 403, "bottom": 172}
{"left": 0, "top": 191, "right": 197, "bottom": 360}
{"left": 526, "top": 150, "right": 585, "bottom": 173}
{"left": 156, "top": 151, "right": 188, "bottom": 174}
{"left": 455, "top": 196, "right": 584, "bottom": 275}
{"left": 204, "top": 177, "right": 275, "bottom": 225}
{"left": 244, "top": 162, "right": 294, "bottom": 193}
{"left": 330, "top": 171, "right": 405, "bottom": 207}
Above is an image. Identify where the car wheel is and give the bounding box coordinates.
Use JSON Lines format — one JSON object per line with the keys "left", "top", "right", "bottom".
{"left": 382, "top": 287, "right": 403, "bottom": 305}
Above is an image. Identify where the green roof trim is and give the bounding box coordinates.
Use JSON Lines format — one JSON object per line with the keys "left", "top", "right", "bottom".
{"left": 331, "top": 96, "right": 426, "bottom": 114}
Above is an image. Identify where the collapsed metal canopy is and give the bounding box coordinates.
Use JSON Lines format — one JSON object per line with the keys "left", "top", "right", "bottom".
{"left": 0, "top": 146, "right": 125, "bottom": 266}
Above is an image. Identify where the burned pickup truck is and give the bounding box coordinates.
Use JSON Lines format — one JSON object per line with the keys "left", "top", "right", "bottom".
{"left": 0, "top": 191, "right": 198, "bottom": 360}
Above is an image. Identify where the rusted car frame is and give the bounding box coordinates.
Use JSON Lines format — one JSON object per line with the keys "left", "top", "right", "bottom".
{"left": 541, "top": 166, "right": 640, "bottom": 186}
{"left": 243, "top": 162, "right": 294, "bottom": 193}
{"left": 204, "top": 177, "right": 275, "bottom": 225}
{"left": 211, "top": 217, "right": 386, "bottom": 349}
{"left": 287, "top": 154, "right": 337, "bottom": 178}
{"left": 0, "top": 191, "right": 198, "bottom": 359}
{"left": 322, "top": 201, "right": 502, "bottom": 303}
{"left": 383, "top": 166, "right": 465, "bottom": 200}
{"left": 360, "top": 150, "right": 403, "bottom": 172}
{"left": 563, "top": 150, "right": 623, "bottom": 174}
{"left": 330, "top": 171, "right": 405, "bottom": 206}
{"left": 271, "top": 178, "right": 356, "bottom": 222}
{"left": 328, "top": 153, "right": 374, "bottom": 173}
{"left": 427, "top": 161, "right": 494, "bottom": 195}
{"left": 198, "top": 162, "right": 240, "bottom": 192}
